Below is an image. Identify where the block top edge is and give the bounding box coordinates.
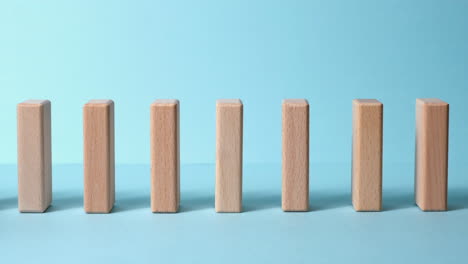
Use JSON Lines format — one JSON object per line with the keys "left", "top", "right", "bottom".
{"left": 283, "top": 99, "right": 308, "bottom": 105}
{"left": 85, "top": 99, "right": 114, "bottom": 106}
{"left": 152, "top": 99, "right": 179, "bottom": 106}
{"left": 353, "top": 99, "right": 382, "bottom": 105}
{"left": 19, "top": 99, "right": 50, "bottom": 106}
{"left": 216, "top": 99, "right": 242, "bottom": 105}
{"left": 416, "top": 98, "right": 448, "bottom": 105}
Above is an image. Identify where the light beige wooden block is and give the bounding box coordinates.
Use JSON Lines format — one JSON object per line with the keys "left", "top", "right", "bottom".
{"left": 282, "top": 99, "right": 309, "bottom": 211}
{"left": 17, "top": 100, "right": 52, "bottom": 213}
{"left": 83, "top": 100, "right": 115, "bottom": 213}
{"left": 352, "top": 99, "right": 383, "bottom": 211}
{"left": 415, "top": 98, "right": 449, "bottom": 211}
{"left": 215, "top": 99, "right": 243, "bottom": 213}
{"left": 150, "top": 99, "right": 180, "bottom": 213}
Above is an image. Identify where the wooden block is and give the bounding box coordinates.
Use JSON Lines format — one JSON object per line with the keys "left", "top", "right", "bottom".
{"left": 352, "top": 99, "right": 383, "bottom": 211}
{"left": 215, "top": 99, "right": 243, "bottom": 213}
{"left": 17, "top": 100, "right": 52, "bottom": 213}
{"left": 150, "top": 99, "right": 180, "bottom": 213}
{"left": 83, "top": 100, "right": 115, "bottom": 213}
{"left": 415, "top": 98, "right": 449, "bottom": 211}
{"left": 282, "top": 99, "right": 309, "bottom": 211}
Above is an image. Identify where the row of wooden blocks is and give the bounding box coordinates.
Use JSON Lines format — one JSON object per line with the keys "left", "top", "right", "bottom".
{"left": 16, "top": 98, "right": 449, "bottom": 213}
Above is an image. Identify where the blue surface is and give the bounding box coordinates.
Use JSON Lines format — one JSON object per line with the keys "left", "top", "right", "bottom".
{"left": 1, "top": 163, "right": 468, "bottom": 263}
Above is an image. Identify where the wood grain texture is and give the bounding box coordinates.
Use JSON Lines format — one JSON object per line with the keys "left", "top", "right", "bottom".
{"left": 151, "top": 99, "right": 180, "bottom": 213}
{"left": 282, "top": 99, "right": 309, "bottom": 211}
{"left": 415, "top": 98, "right": 449, "bottom": 211}
{"left": 215, "top": 99, "right": 243, "bottom": 213}
{"left": 83, "top": 100, "right": 115, "bottom": 213}
{"left": 17, "top": 100, "right": 52, "bottom": 213}
{"left": 352, "top": 99, "right": 383, "bottom": 211}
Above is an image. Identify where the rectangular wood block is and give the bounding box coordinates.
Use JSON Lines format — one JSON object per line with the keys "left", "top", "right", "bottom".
{"left": 352, "top": 99, "right": 383, "bottom": 211}
{"left": 415, "top": 98, "right": 449, "bottom": 211}
{"left": 17, "top": 100, "right": 52, "bottom": 213}
{"left": 216, "top": 99, "right": 243, "bottom": 213}
{"left": 282, "top": 99, "right": 309, "bottom": 211}
{"left": 83, "top": 100, "right": 115, "bottom": 213}
{"left": 150, "top": 99, "right": 180, "bottom": 213}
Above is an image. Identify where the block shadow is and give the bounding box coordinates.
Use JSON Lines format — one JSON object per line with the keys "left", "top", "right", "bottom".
{"left": 179, "top": 193, "right": 214, "bottom": 213}
{"left": 48, "top": 192, "right": 82, "bottom": 212}
{"left": 0, "top": 197, "right": 17, "bottom": 210}
{"left": 310, "top": 191, "right": 350, "bottom": 211}
{"left": 383, "top": 191, "right": 414, "bottom": 211}
{"left": 113, "top": 194, "right": 150, "bottom": 213}
{"left": 243, "top": 192, "right": 281, "bottom": 212}
{"left": 448, "top": 188, "right": 468, "bottom": 211}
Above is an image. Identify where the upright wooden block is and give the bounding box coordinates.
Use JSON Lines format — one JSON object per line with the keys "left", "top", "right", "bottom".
{"left": 415, "top": 98, "right": 449, "bottom": 211}
{"left": 17, "top": 100, "right": 52, "bottom": 213}
{"left": 216, "top": 99, "right": 243, "bottom": 213}
{"left": 352, "top": 99, "right": 383, "bottom": 211}
{"left": 83, "top": 100, "right": 115, "bottom": 213}
{"left": 282, "top": 99, "right": 309, "bottom": 211}
{"left": 150, "top": 99, "right": 180, "bottom": 213}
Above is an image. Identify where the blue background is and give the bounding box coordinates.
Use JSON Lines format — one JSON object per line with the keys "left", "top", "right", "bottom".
{"left": 1, "top": 1, "right": 468, "bottom": 263}
{"left": 1, "top": 0, "right": 467, "bottom": 165}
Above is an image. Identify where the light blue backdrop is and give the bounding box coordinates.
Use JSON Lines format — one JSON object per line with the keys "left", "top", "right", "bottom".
{"left": 1, "top": 0, "right": 467, "bottom": 165}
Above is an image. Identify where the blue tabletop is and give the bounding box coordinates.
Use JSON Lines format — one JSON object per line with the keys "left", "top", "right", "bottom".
{"left": 1, "top": 163, "right": 467, "bottom": 264}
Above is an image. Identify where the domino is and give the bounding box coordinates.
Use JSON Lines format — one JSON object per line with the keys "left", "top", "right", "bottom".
{"left": 83, "top": 100, "right": 115, "bottom": 213}
{"left": 215, "top": 99, "right": 243, "bottom": 213}
{"left": 17, "top": 100, "right": 52, "bottom": 213}
{"left": 415, "top": 98, "right": 449, "bottom": 211}
{"left": 282, "top": 99, "right": 309, "bottom": 212}
{"left": 150, "top": 99, "right": 180, "bottom": 213}
{"left": 352, "top": 99, "right": 383, "bottom": 211}
{"left": 11, "top": 97, "right": 455, "bottom": 215}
